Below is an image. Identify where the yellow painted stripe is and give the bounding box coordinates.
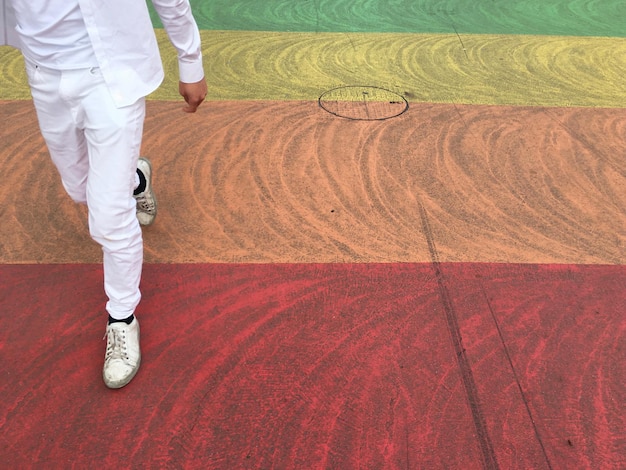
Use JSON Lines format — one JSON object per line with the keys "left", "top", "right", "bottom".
{"left": 2, "top": 31, "right": 626, "bottom": 107}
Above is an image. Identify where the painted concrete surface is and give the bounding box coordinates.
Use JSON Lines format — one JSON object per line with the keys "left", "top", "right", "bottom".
{"left": 0, "top": 1, "right": 624, "bottom": 468}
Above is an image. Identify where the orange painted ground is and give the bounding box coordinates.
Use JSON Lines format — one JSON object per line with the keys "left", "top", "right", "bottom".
{"left": 2, "top": 100, "right": 624, "bottom": 265}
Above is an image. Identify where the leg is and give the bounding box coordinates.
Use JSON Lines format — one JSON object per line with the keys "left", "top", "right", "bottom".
{"left": 77, "top": 68, "right": 145, "bottom": 389}
{"left": 80, "top": 68, "right": 146, "bottom": 320}
{"left": 28, "top": 63, "right": 145, "bottom": 320}
{"left": 25, "top": 60, "right": 89, "bottom": 204}
{"left": 27, "top": 63, "right": 145, "bottom": 388}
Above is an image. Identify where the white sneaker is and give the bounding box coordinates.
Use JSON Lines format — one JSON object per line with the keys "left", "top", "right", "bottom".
{"left": 103, "top": 318, "right": 141, "bottom": 389}
{"left": 134, "top": 157, "right": 157, "bottom": 226}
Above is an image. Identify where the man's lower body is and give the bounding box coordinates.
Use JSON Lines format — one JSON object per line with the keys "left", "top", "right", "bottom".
{"left": 25, "top": 60, "right": 155, "bottom": 388}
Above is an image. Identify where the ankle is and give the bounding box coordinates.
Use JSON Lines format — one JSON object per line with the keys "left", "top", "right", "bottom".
{"left": 134, "top": 169, "right": 146, "bottom": 195}
{"left": 108, "top": 314, "right": 135, "bottom": 325}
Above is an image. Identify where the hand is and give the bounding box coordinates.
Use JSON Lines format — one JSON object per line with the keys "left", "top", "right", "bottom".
{"left": 179, "top": 78, "right": 208, "bottom": 113}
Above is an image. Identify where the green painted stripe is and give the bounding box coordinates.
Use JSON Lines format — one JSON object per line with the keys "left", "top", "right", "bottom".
{"left": 150, "top": 0, "right": 626, "bottom": 37}
{"left": 2, "top": 31, "right": 625, "bottom": 108}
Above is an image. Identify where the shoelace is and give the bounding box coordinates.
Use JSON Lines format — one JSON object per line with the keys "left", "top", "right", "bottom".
{"left": 104, "top": 326, "right": 129, "bottom": 362}
{"left": 135, "top": 193, "right": 155, "bottom": 213}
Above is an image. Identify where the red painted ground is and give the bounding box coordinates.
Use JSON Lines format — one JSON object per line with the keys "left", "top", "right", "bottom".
{"left": 1, "top": 263, "right": 623, "bottom": 468}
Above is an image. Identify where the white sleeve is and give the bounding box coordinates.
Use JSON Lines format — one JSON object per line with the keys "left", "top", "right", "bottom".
{"left": 150, "top": 0, "right": 204, "bottom": 83}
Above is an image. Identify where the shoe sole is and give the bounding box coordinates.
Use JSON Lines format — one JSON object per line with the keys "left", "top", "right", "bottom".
{"left": 103, "top": 355, "right": 141, "bottom": 389}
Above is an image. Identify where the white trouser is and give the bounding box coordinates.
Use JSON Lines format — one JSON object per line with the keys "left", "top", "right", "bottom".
{"left": 25, "top": 59, "right": 145, "bottom": 320}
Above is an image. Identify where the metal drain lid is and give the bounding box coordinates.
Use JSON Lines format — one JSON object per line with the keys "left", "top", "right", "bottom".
{"left": 319, "top": 86, "right": 409, "bottom": 121}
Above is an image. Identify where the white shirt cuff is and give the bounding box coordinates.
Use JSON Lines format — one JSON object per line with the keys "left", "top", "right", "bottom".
{"left": 179, "top": 58, "right": 205, "bottom": 84}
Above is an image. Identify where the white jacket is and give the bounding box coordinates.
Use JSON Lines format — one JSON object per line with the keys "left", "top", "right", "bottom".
{"left": 1, "top": 0, "right": 204, "bottom": 107}
{"left": 1, "top": 1, "right": 18, "bottom": 47}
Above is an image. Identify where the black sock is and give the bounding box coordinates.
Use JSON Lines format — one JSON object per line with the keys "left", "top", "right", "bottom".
{"left": 108, "top": 314, "right": 135, "bottom": 325}
{"left": 134, "top": 169, "right": 146, "bottom": 195}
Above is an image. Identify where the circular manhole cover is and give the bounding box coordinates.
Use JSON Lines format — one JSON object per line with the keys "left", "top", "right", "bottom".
{"left": 319, "top": 86, "right": 409, "bottom": 121}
